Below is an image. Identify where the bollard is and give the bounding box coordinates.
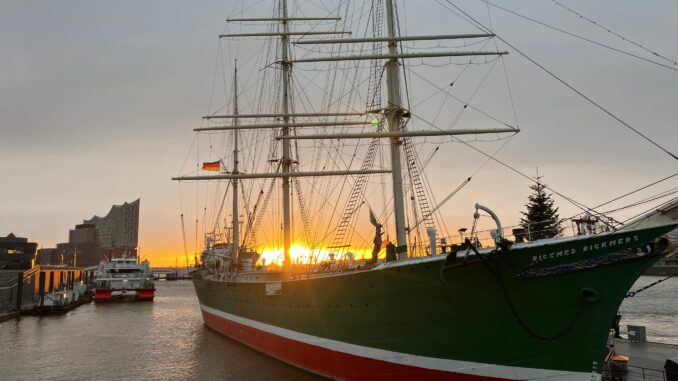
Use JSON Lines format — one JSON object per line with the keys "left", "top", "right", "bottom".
{"left": 665, "top": 357, "right": 678, "bottom": 381}
{"left": 15, "top": 271, "right": 23, "bottom": 311}
{"left": 38, "top": 271, "right": 46, "bottom": 307}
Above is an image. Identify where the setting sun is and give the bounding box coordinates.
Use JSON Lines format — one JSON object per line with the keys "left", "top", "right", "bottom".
{"left": 257, "top": 244, "right": 374, "bottom": 266}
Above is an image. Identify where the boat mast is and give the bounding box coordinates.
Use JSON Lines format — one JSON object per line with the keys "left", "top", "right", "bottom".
{"left": 290, "top": 7, "right": 510, "bottom": 260}
{"left": 174, "top": 3, "right": 513, "bottom": 264}
{"left": 232, "top": 61, "right": 240, "bottom": 261}
{"left": 384, "top": 0, "right": 407, "bottom": 258}
{"left": 280, "top": 0, "right": 292, "bottom": 270}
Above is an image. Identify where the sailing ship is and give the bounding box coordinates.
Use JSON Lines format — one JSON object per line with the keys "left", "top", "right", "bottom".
{"left": 174, "top": 1, "right": 677, "bottom": 380}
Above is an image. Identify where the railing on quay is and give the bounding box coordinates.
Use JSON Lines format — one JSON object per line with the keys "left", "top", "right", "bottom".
{"left": 0, "top": 270, "right": 38, "bottom": 313}
{"left": 603, "top": 363, "right": 672, "bottom": 381}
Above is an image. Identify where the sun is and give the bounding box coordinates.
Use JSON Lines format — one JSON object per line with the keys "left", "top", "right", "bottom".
{"left": 258, "top": 244, "right": 315, "bottom": 266}
{"left": 257, "top": 244, "right": 375, "bottom": 267}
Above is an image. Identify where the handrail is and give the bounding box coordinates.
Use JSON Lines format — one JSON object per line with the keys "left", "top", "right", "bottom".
{"left": 603, "top": 362, "right": 668, "bottom": 381}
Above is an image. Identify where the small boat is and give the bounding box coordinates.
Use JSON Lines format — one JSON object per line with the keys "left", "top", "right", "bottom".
{"left": 93, "top": 257, "right": 155, "bottom": 302}
{"left": 30, "top": 288, "right": 88, "bottom": 315}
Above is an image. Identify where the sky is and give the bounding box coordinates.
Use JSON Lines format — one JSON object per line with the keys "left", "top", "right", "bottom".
{"left": 1, "top": 0, "right": 676, "bottom": 267}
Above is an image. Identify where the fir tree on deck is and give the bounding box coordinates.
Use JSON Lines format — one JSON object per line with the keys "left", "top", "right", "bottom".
{"left": 521, "top": 176, "right": 562, "bottom": 240}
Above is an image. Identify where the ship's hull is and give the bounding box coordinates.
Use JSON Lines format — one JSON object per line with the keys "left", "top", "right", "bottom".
{"left": 192, "top": 224, "right": 676, "bottom": 380}
{"left": 94, "top": 288, "right": 155, "bottom": 302}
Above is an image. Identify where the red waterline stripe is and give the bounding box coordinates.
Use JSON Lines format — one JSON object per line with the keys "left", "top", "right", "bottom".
{"left": 136, "top": 289, "right": 154, "bottom": 300}
{"left": 201, "top": 309, "right": 511, "bottom": 381}
{"left": 94, "top": 289, "right": 112, "bottom": 302}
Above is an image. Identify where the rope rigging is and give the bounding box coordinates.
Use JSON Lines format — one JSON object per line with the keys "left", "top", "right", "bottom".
{"left": 184, "top": 0, "right": 675, "bottom": 265}
{"left": 413, "top": 111, "right": 615, "bottom": 223}
{"left": 475, "top": 0, "right": 678, "bottom": 73}
{"left": 440, "top": 0, "right": 678, "bottom": 162}
{"left": 561, "top": 173, "right": 678, "bottom": 225}
{"left": 602, "top": 190, "right": 678, "bottom": 216}
{"left": 592, "top": 173, "right": 678, "bottom": 213}
{"left": 551, "top": 0, "right": 678, "bottom": 68}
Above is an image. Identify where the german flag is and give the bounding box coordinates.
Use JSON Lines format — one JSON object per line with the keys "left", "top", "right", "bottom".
{"left": 202, "top": 161, "right": 221, "bottom": 171}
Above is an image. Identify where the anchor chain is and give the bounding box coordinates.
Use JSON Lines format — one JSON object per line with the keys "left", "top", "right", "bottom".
{"left": 626, "top": 275, "right": 674, "bottom": 298}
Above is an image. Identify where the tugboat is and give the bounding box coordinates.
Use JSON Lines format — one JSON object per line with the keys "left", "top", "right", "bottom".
{"left": 93, "top": 257, "right": 155, "bottom": 302}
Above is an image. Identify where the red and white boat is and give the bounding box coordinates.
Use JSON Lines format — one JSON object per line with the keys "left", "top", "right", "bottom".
{"left": 93, "top": 257, "right": 155, "bottom": 301}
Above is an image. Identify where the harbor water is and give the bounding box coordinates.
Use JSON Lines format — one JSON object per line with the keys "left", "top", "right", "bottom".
{"left": 619, "top": 275, "right": 678, "bottom": 345}
{"left": 1, "top": 276, "right": 675, "bottom": 380}
{"left": 0, "top": 281, "right": 322, "bottom": 381}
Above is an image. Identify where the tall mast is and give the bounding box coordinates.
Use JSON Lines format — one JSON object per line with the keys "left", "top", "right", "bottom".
{"left": 384, "top": 0, "right": 408, "bottom": 258}
{"left": 232, "top": 61, "right": 240, "bottom": 260}
{"left": 280, "top": 0, "right": 292, "bottom": 270}
{"left": 174, "top": 2, "right": 512, "bottom": 265}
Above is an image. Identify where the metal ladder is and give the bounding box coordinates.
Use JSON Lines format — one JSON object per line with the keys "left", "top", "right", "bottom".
{"left": 403, "top": 135, "right": 435, "bottom": 230}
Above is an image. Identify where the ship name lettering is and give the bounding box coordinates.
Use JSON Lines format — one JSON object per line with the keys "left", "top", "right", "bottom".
{"left": 532, "top": 248, "right": 576, "bottom": 263}
{"left": 530, "top": 234, "right": 640, "bottom": 264}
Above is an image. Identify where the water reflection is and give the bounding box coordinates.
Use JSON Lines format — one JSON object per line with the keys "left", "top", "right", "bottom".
{"left": 619, "top": 276, "right": 678, "bottom": 345}
{"left": 2, "top": 276, "right": 675, "bottom": 380}
{"left": 0, "top": 281, "right": 322, "bottom": 380}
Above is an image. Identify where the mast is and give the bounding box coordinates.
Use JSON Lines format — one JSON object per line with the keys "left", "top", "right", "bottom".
{"left": 384, "top": 0, "right": 407, "bottom": 258}
{"left": 280, "top": 0, "right": 292, "bottom": 271}
{"left": 174, "top": 2, "right": 513, "bottom": 266}
{"left": 232, "top": 61, "right": 240, "bottom": 260}
{"left": 285, "top": 4, "right": 507, "bottom": 261}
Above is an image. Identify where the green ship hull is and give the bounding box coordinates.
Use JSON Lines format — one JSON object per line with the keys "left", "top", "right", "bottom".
{"left": 193, "top": 224, "right": 676, "bottom": 380}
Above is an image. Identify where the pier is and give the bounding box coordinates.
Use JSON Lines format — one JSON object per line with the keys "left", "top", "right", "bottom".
{"left": 0, "top": 265, "right": 91, "bottom": 318}
{"left": 606, "top": 338, "right": 678, "bottom": 380}
{"left": 152, "top": 267, "right": 192, "bottom": 280}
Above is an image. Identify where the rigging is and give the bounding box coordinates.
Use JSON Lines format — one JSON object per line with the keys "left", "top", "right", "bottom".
{"left": 441, "top": 0, "right": 678, "bottom": 161}
{"left": 552, "top": 0, "right": 678, "bottom": 68}
{"left": 475, "top": 0, "right": 678, "bottom": 73}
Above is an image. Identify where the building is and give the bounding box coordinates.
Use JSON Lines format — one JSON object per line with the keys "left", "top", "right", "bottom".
{"left": 0, "top": 233, "right": 36, "bottom": 270}
{"left": 84, "top": 199, "right": 139, "bottom": 256}
{"left": 35, "top": 248, "right": 60, "bottom": 265}
{"left": 69, "top": 223, "right": 97, "bottom": 243}
{"left": 58, "top": 223, "right": 102, "bottom": 267}
{"left": 39, "top": 199, "right": 140, "bottom": 267}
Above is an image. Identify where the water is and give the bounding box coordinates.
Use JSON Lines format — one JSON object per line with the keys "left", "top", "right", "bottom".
{"left": 1, "top": 277, "right": 676, "bottom": 380}
{"left": 0, "top": 281, "right": 323, "bottom": 381}
{"left": 619, "top": 275, "right": 678, "bottom": 345}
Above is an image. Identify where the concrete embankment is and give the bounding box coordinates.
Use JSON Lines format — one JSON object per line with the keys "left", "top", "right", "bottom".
{"left": 0, "top": 311, "right": 20, "bottom": 323}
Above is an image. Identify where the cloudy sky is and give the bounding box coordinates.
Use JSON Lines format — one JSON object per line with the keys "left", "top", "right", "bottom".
{"left": 1, "top": 0, "right": 676, "bottom": 266}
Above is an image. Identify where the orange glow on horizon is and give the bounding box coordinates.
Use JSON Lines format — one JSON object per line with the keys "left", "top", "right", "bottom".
{"left": 257, "top": 244, "right": 375, "bottom": 266}
{"left": 140, "top": 245, "right": 377, "bottom": 268}
{"left": 141, "top": 249, "right": 198, "bottom": 268}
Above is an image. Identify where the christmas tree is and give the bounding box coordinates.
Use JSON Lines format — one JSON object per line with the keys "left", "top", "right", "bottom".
{"left": 521, "top": 176, "right": 562, "bottom": 240}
